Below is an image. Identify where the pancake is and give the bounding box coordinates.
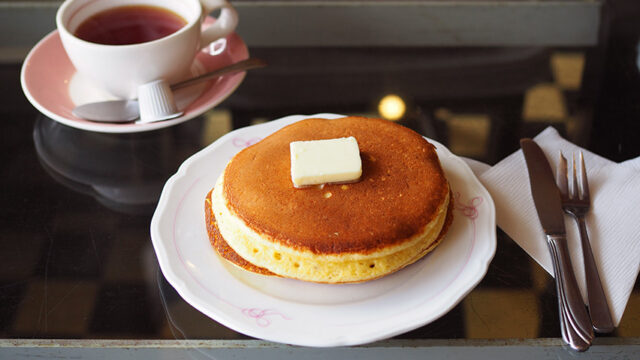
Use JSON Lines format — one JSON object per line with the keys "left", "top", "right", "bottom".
{"left": 207, "top": 116, "right": 453, "bottom": 283}
{"left": 205, "top": 190, "right": 276, "bottom": 276}
{"left": 204, "top": 188, "right": 454, "bottom": 279}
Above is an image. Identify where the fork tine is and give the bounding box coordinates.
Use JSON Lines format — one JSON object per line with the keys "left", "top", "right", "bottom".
{"left": 571, "top": 153, "right": 579, "bottom": 200}
{"left": 557, "top": 152, "right": 569, "bottom": 197}
{"left": 579, "top": 151, "right": 590, "bottom": 202}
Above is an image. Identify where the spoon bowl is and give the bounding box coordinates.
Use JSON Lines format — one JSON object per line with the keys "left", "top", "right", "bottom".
{"left": 73, "top": 99, "right": 140, "bottom": 123}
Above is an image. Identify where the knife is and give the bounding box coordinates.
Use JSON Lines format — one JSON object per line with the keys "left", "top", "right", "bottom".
{"left": 520, "top": 139, "right": 594, "bottom": 351}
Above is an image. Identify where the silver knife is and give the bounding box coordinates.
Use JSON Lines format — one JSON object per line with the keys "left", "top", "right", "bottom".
{"left": 520, "top": 139, "right": 594, "bottom": 351}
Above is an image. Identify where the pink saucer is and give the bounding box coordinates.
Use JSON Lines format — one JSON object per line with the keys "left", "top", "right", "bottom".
{"left": 21, "top": 21, "right": 249, "bottom": 133}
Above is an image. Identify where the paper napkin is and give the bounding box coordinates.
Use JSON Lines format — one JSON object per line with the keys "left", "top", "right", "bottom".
{"left": 474, "top": 126, "right": 640, "bottom": 326}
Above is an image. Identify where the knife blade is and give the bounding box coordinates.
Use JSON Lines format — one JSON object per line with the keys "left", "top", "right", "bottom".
{"left": 520, "top": 138, "right": 594, "bottom": 351}
{"left": 520, "top": 141, "right": 565, "bottom": 235}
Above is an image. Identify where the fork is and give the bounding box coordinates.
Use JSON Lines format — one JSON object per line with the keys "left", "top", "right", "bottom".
{"left": 557, "top": 151, "right": 615, "bottom": 333}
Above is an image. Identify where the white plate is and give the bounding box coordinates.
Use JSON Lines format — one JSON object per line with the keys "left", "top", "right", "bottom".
{"left": 20, "top": 18, "right": 249, "bottom": 134}
{"left": 150, "top": 113, "right": 496, "bottom": 347}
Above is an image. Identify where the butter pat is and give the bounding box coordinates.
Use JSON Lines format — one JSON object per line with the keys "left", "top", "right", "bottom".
{"left": 290, "top": 137, "right": 362, "bottom": 188}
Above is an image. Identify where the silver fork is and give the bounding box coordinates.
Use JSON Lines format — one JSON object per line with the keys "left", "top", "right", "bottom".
{"left": 557, "top": 151, "right": 615, "bottom": 333}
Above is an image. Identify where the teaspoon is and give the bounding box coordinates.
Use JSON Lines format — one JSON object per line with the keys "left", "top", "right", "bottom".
{"left": 72, "top": 58, "right": 266, "bottom": 123}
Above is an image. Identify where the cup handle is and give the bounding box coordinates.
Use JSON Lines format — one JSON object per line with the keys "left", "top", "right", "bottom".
{"left": 199, "top": 0, "right": 239, "bottom": 46}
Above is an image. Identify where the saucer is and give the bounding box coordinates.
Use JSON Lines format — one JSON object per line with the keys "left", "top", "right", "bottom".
{"left": 21, "top": 22, "right": 249, "bottom": 134}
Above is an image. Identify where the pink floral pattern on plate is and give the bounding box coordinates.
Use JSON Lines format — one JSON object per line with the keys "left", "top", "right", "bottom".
{"left": 454, "top": 192, "right": 482, "bottom": 220}
{"left": 232, "top": 137, "right": 262, "bottom": 148}
{"left": 242, "top": 308, "right": 291, "bottom": 327}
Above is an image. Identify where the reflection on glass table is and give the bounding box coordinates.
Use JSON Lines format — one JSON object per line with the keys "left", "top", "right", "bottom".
{"left": 33, "top": 116, "right": 203, "bottom": 214}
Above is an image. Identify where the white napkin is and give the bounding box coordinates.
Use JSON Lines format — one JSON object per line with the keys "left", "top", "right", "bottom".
{"left": 474, "top": 126, "right": 640, "bottom": 326}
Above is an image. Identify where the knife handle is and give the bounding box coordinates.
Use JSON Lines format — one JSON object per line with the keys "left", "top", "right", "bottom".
{"left": 547, "top": 235, "right": 594, "bottom": 347}
{"left": 548, "top": 237, "right": 592, "bottom": 351}
{"left": 559, "top": 300, "right": 591, "bottom": 351}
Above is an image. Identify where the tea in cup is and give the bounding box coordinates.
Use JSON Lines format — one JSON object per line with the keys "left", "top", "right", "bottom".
{"left": 73, "top": 5, "right": 188, "bottom": 46}
{"left": 56, "top": 0, "right": 238, "bottom": 99}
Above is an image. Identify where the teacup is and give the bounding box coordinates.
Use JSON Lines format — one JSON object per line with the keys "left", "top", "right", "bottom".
{"left": 56, "top": 0, "right": 238, "bottom": 99}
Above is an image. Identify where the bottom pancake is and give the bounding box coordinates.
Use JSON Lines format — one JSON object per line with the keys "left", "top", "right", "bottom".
{"left": 204, "top": 189, "right": 455, "bottom": 283}
{"left": 205, "top": 191, "right": 275, "bottom": 276}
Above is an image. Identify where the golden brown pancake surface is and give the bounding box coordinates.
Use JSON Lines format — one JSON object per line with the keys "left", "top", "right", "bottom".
{"left": 222, "top": 116, "right": 450, "bottom": 255}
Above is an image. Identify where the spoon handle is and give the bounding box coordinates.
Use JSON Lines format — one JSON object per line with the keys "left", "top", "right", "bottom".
{"left": 170, "top": 58, "right": 267, "bottom": 91}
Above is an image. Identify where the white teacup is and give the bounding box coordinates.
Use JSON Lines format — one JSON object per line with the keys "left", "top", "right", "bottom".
{"left": 56, "top": 0, "right": 238, "bottom": 99}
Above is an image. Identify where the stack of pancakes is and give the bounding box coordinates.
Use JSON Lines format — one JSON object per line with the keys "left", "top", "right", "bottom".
{"left": 205, "top": 116, "right": 453, "bottom": 283}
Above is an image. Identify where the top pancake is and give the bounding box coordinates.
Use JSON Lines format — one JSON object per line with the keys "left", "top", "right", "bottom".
{"left": 222, "top": 116, "right": 450, "bottom": 255}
